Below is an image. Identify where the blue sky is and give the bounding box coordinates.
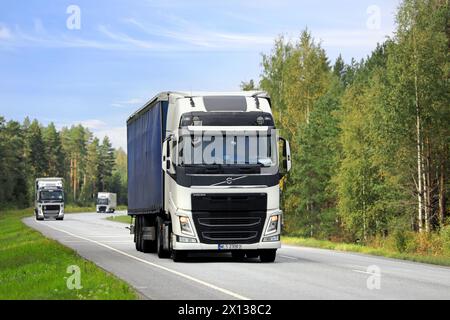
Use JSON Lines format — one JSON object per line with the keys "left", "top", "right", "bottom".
{"left": 0, "top": 0, "right": 400, "bottom": 150}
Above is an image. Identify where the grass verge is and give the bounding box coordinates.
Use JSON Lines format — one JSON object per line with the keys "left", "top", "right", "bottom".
{"left": 107, "top": 215, "right": 132, "bottom": 224}
{"left": 65, "top": 205, "right": 128, "bottom": 214}
{"left": 283, "top": 236, "right": 450, "bottom": 267}
{"left": 0, "top": 209, "right": 138, "bottom": 300}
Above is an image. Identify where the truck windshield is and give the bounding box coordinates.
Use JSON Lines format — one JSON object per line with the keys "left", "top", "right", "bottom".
{"left": 176, "top": 130, "right": 278, "bottom": 169}
{"left": 40, "top": 190, "right": 64, "bottom": 201}
{"left": 97, "top": 198, "right": 109, "bottom": 205}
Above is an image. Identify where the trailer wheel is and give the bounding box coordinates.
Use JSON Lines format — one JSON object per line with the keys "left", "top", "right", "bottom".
{"left": 156, "top": 216, "right": 170, "bottom": 258}
{"left": 139, "top": 216, "right": 156, "bottom": 253}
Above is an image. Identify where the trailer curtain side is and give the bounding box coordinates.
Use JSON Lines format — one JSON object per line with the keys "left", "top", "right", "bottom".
{"left": 127, "top": 101, "right": 168, "bottom": 214}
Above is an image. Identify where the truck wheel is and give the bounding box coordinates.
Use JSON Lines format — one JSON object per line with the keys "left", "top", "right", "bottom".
{"left": 135, "top": 216, "right": 142, "bottom": 252}
{"left": 156, "top": 216, "right": 170, "bottom": 258}
{"left": 35, "top": 210, "right": 43, "bottom": 221}
{"left": 172, "top": 250, "right": 187, "bottom": 262}
{"left": 260, "top": 250, "right": 277, "bottom": 263}
{"left": 56, "top": 217, "right": 64, "bottom": 221}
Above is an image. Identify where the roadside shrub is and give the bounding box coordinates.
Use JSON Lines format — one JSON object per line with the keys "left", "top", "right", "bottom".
{"left": 414, "top": 232, "right": 443, "bottom": 256}
{"left": 441, "top": 225, "right": 450, "bottom": 256}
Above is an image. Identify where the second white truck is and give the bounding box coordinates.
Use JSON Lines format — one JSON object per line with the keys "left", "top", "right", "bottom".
{"left": 35, "top": 178, "right": 65, "bottom": 221}
{"left": 96, "top": 192, "right": 117, "bottom": 213}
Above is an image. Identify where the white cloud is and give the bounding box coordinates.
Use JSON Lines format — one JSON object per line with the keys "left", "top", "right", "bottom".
{"left": 111, "top": 98, "right": 145, "bottom": 108}
{"left": 0, "top": 25, "right": 12, "bottom": 40}
{"left": 124, "top": 17, "right": 274, "bottom": 49}
{"left": 79, "top": 119, "right": 107, "bottom": 130}
{"left": 98, "top": 25, "right": 167, "bottom": 50}
{"left": 94, "top": 126, "right": 127, "bottom": 151}
{"left": 33, "top": 19, "right": 46, "bottom": 34}
{"left": 313, "top": 28, "right": 394, "bottom": 48}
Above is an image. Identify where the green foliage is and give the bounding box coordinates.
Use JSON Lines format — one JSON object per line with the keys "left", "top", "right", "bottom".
{"left": 257, "top": 0, "right": 449, "bottom": 243}
{"left": 0, "top": 209, "right": 137, "bottom": 300}
{"left": 240, "top": 79, "right": 258, "bottom": 91}
{"left": 0, "top": 118, "right": 127, "bottom": 207}
{"left": 441, "top": 225, "right": 450, "bottom": 256}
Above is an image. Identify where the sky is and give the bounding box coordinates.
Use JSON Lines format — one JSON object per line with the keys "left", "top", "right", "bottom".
{"left": 0, "top": 0, "right": 401, "bottom": 150}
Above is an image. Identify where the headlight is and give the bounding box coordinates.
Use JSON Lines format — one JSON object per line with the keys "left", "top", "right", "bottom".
{"left": 266, "top": 215, "right": 279, "bottom": 235}
{"left": 179, "top": 216, "right": 194, "bottom": 236}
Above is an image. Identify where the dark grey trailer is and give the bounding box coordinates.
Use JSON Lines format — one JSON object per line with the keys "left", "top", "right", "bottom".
{"left": 127, "top": 95, "right": 169, "bottom": 215}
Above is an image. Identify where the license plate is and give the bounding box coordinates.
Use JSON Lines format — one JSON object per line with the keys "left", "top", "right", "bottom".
{"left": 218, "top": 244, "right": 242, "bottom": 250}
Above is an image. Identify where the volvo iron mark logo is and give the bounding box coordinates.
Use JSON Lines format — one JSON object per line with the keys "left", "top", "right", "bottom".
{"left": 211, "top": 176, "right": 248, "bottom": 187}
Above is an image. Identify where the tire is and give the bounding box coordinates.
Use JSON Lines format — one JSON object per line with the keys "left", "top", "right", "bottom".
{"left": 56, "top": 217, "right": 64, "bottom": 221}
{"left": 172, "top": 250, "right": 187, "bottom": 262}
{"left": 232, "top": 251, "right": 246, "bottom": 261}
{"left": 157, "top": 216, "right": 170, "bottom": 258}
{"left": 140, "top": 216, "right": 157, "bottom": 253}
{"left": 135, "top": 216, "right": 142, "bottom": 252}
{"left": 35, "top": 210, "right": 43, "bottom": 221}
{"left": 260, "top": 249, "right": 277, "bottom": 263}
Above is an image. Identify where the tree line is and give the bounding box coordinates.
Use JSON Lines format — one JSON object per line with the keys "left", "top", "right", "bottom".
{"left": 243, "top": 0, "right": 449, "bottom": 242}
{"left": 0, "top": 117, "right": 127, "bottom": 207}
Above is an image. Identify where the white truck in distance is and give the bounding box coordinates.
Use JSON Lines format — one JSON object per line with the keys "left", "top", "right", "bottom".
{"left": 127, "top": 91, "right": 291, "bottom": 262}
{"left": 35, "top": 178, "right": 65, "bottom": 221}
{"left": 96, "top": 192, "right": 117, "bottom": 213}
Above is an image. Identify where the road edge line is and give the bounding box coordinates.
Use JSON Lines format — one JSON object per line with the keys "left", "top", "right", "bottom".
{"left": 34, "top": 220, "right": 251, "bottom": 301}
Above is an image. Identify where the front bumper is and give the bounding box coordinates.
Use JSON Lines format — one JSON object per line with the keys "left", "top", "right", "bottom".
{"left": 37, "top": 205, "right": 64, "bottom": 219}
{"left": 171, "top": 208, "right": 283, "bottom": 251}
{"left": 172, "top": 238, "right": 281, "bottom": 251}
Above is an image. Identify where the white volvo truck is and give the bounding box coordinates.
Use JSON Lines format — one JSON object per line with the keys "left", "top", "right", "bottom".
{"left": 96, "top": 192, "right": 117, "bottom": 213}
{"left": 35, "top": 178, "right": 65, "bottom": 221}
{"left": 127, "top": 92, "right": 291, "bottom": 262}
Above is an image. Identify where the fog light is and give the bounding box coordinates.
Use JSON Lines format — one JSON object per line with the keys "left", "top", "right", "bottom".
{"left": 263, "top": 235, "right": 280, "bottom": 242}
{"left": 177, "top": 236, "right": 197, "bottom": 243}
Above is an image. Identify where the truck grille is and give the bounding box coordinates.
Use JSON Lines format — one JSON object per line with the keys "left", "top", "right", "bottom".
{"left": 43, "top": 205, "right": 60, "bottom": 215}
{"left": 192, "top": 193, "right": 267, "bottom": 245}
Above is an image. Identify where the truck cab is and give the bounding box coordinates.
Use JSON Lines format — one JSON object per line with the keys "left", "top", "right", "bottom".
{"left": 96, "top": 192, "right": 117, "bottom": 213}
{"left": 35, "top": 178, "right": 65, "bottom": 221}
{"left": 128, "top": 92, "right": 291, "bottom": 262}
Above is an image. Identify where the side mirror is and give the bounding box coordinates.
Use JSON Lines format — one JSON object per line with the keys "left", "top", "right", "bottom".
{"left": 162, "top": 136, "right": 176, "bottom": 175}
{"left": 279, "top": 137, "right": 292, "bottom": 174}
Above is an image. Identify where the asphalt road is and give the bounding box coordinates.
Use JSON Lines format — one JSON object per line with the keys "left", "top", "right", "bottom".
{"left": 24, "top": 212, "right": 450, "bottom": 300}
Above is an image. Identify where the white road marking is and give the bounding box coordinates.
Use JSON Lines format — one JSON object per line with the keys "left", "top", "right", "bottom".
{"left": 352, "top": 269, "right": 375, "bottom": 275}
{"left": 37, "top": 222, "right": 250, "bottom": 301}
{"left": 279, "top": 255, "right": 298, "bottom": 260}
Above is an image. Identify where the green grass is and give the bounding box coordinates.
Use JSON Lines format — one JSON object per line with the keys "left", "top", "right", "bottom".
{"left": 0, "top": 209, "right": 138, "bottom": 300}
{"left": 283, "top": 236, "right": 450, "bottom": 267}
{"left": 65, "top": 205, "right": 128, "bottom": 214}
{"left": 107, "top": 215, "right": 132, "bottom": 224}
